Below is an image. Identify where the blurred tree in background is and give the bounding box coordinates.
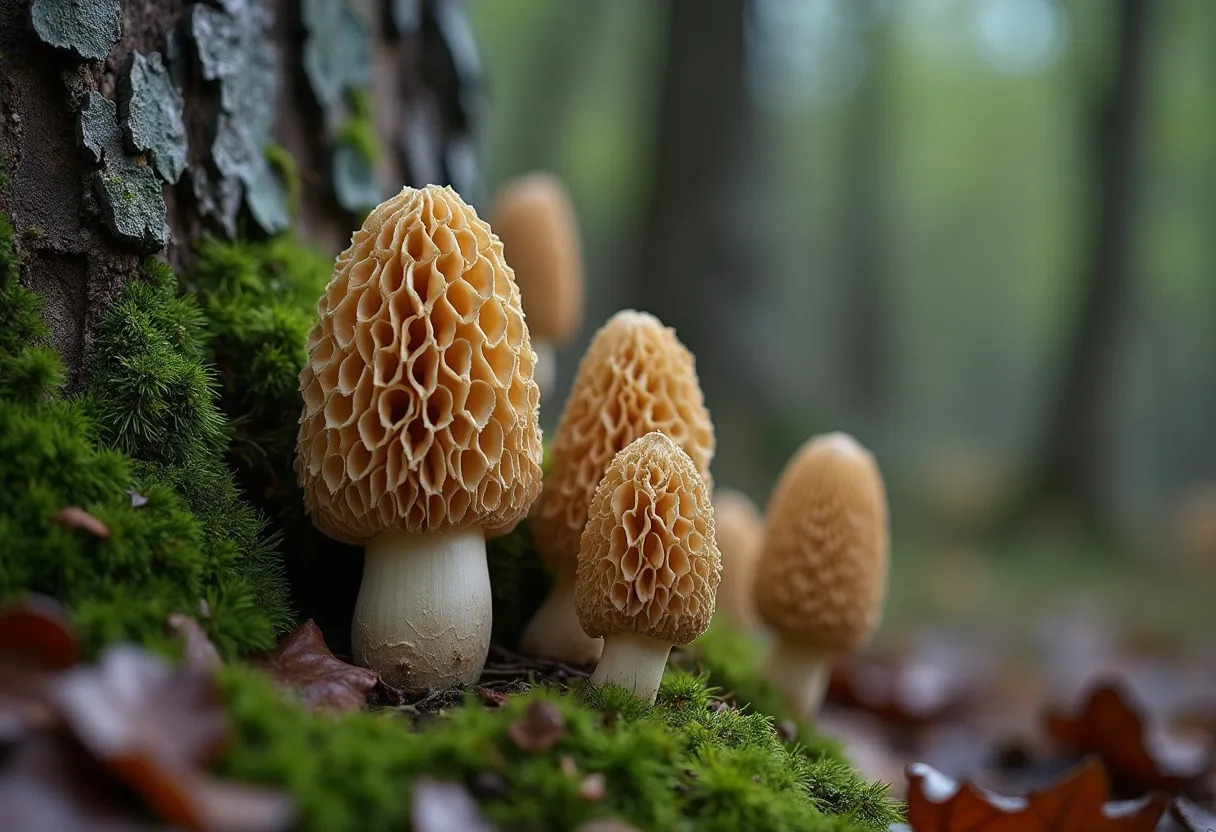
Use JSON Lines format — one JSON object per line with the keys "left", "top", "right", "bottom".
{"left": 469, "top": 0, "right": 1216, "bottom": 560}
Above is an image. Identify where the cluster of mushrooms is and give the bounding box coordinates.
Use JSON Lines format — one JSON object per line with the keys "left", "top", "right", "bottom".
{"left": 294, "top": 180, "right": 889, "bottom": 714}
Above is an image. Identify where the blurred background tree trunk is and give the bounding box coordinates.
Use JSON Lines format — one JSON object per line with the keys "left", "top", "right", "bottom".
{"left": 1010, "top": 0, "right": 1154, "bottom": 538}
{"left": 635, "top": 0, "right": 769, "bottom": 490}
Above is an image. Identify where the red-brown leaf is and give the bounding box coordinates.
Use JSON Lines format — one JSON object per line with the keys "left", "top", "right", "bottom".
{"left": 1046, "top": 684, "right": 1206, "bottom": 795}
{"left": 0, "top": 596, "right": 80, "bottom": 670}
{"left": 253, "top": 620, "right": 379, "bottom": 711}
{"left": 906, "top": 758, "right": 1167, "bottom": 832}
{"left": 476, "top": 685, "right": 508, "bottom": 708}
{"left": 51, "top": 506, "right": 110, "bottom": 539}
{"left": 507, "top": 700, "right": 567, "bottom": 752}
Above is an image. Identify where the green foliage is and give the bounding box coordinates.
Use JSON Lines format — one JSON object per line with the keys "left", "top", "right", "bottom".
{"left": 336, "top": 88, "right": 381, "bottom": 165}
{"left": 217, "top": 665, "right": 901, "bottom": 832}
{"left": 487, "top": 519, "right": 554, "bottom": 648}
{"left": 0, "top": 232, "right": 289, "bottom": 656}
{"left": 264, "top": 143, "right": 301, "bottom": 218}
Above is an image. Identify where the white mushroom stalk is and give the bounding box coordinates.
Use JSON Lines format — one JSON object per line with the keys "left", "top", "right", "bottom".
{"left": 576, "top": 433, "right": 720, "bottom": 704}
{"left": 762, "top": 641, "right": 830, "bottom": 719}
{"left": 296, "top": 185, "right": 544, "bottom": 690}
{"left": 353, "top": 530, "right": 490, "bottom": 687}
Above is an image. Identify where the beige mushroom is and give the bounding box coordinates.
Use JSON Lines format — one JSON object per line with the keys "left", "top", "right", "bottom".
{"left": 523, "top": 310, "right": 714, "bottom": 664}
{"left": 576, "top": 433, "right": 720, "bottom": 703}
{"left": 711, "top": 488, "right": 764, "bottom": 629}
{"left": 296, "top": 185, "right": 543, "bottom": 690}
{"left": 490, "top": 172, "right": 584, "bottom": 396}
{"left": 753, "top": 432, "right": 888, "bottom": 720}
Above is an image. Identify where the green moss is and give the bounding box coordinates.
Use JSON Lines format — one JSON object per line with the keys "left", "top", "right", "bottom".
{"left": 22, "top": 225, "right": 45, "bottom": 242}
{"left": 336, "top": 88, "right": 380, "bottom": 166}
{"left": 0, "top": 223, "right": 290, "bottom": 656}
{"left": 264, "top": 143, "right": 301, "bottom": 218}
{"left": 217, "top": 666, "right": 900, "bottom": 832}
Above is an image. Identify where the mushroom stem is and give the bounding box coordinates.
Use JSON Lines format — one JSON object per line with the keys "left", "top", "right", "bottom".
{"left": 352, "top": 529, "right": 491, "bottom": 689}
{"left": 519, "top": 572, "right": 603, "bottom": 664}
{"left": 532, "top": 340, "right": 556, "bottom": 398}
{"left": 590, "top": 633, "right": 672, "bottom": 704}
{"left": 764, "top": 640, "right": 830, "bottom": 720}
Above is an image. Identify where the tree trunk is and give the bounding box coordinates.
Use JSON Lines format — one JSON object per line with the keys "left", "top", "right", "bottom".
{"left": 1011, "top": 0, "right": 1153, "bottom": 537}
{"left": 635, "top": 0, "right": 765, "bottom": 485}
{"left": 0, "top": 0, "right": 476, "bottom": 387}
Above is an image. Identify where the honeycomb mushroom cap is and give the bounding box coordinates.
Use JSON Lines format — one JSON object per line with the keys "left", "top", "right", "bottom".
{"left": 576, "top": 432, "right": 720, "bottom": 646}
{"left": 754, "top": 432, "right": 888, "bottom": 653}
{"left": 532, "top": 310, "right": 714, "bottom": 572}
{"left": 296, "top": 185, "right": 544, "bottom": 544}
{"left": 490, "top": 172, "right": 583, "bottom": 342}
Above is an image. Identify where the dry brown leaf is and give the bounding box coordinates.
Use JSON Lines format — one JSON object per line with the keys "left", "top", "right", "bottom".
{"left": 0, "top": 595, "right": 80, "bottom": 670}
{"left": 253, "top": 620, "right": 379, "bottom": 711}
{"left": 506, "top": 700, "right": 566, "bottom": 752}
{"left": 51, "top": 506, "right": 110, "bottom": 539}
{"left": 1046, "top": 684, "right": 1207, "bottom": 795}
{"left": 905, "top": 758, "right": 1167, "bottom": 832}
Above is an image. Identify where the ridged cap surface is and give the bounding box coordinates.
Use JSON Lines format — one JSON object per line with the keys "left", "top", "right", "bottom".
{"left": 531, "top": 310, "right": 714, "bottom": 574}
{"left": 296, "top": 185, "right": 544, "bottom": 544}
{"left": 576, "top": 433, "right": 720, "bottom": 645}
{"left": 754, "top": 432, "right": 888, "bottom": 652}
{"left": 490, "top": 172, "right": 583, "bottom": 342}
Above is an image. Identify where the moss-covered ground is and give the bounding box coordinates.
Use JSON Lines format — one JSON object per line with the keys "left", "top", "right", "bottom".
{"left": 0, "top": 205, "right": 900, "bottom": 829}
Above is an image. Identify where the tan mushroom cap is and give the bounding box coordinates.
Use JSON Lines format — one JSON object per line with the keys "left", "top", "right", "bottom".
{"left": 712, "top": 488, "right": 764, "bottom": 628}
{"left": 531, "top": 310, "right": 714, "bottom": 573}
{"left": 754, "top": 432, "right": 888, "bottom": 653}
{"left": 296, "top": 185, "right": 544, "bottom": 544}
{"left": 576, "top": 433, "right": 720, "bottom": 645}
{"left": 490, "top": 172, "right": 583, "bottom": 342}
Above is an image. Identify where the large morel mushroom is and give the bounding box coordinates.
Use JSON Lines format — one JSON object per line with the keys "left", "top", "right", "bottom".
{"left": 296, "top": 185, "right": 543, "bottom": 689}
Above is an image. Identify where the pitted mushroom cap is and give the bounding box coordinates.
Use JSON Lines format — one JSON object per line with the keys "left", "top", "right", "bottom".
{"left": 576, "top": 433, "right": 720, "bottom": 645}
{"left": 490, "top": 173, "right": 583, "bottom": 342}
{"left": 531, "top": 310, "right": 714, "bottom": 573}
{"left": 295, "top": 185, "right": 544, "bottom": 544}
{"left": 754, "top": 432, "right": 888, "bottom": 653}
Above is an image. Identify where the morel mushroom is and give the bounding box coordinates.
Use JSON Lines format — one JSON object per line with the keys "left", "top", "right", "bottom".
{"left": 712, "top": 488, "right": 764, "bottom": 629}
{"left": 296, "top": 185, "right": 543, "bottom": 689}
{"left": 753, "top": 432, "right": 888, "bottom": 720}
{"left": 490, "top": 172, "right": 584, "bottom": 396}
{"left": 576, "top": 433, "right": 720, "bottom": 703}
{"left": 523, "top": 310, "right": 714, "bottom": 664}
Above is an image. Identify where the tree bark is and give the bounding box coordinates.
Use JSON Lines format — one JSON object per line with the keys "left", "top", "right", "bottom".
{"left": 1011, "top": 0, "right": 1153, "bottom": 536}
{"left": 0, "top": 0, "right": 475, "bottom": 387}
{"left": 635, "top": 0, "right": 766, "bottom": 483}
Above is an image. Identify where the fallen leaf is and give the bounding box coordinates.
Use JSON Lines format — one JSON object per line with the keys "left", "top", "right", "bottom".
{"left": 476, "top": 685, "right": 508, "bottom": 708}
{"left": 0, "top": 732, "right": 162, "bottom": 832}
{"left": 51, "top": 506, "right": 110, "bottom": 539}
{"left": 167, "top": 614, "right": 222, "bottom": 672}
{"left": 1168, "top": 797, "right": 1216, "bottom": 832}
{"left": 578, "top": 773, "right": 607, "bottom": 802}
{"left": 410, "top": 778, "right": 493, "bottom": 832}
{"left": 0, "top": 595, "right": 80, "bottom": 670}
{"left": 905, "top": 758, "right": 1167, "bottom": 832}
{"left": 507, "top": 700, "right": 566, "bottom": 752}
{"left": 1046, "top": 683, "right": 1208, "bottom": 795}
{"left": 828, "top": 657, "right": 967, "bottom": 728}
{"left": 127, "top": 489, "right": 149, "bottom": 508}
{"left": 253, "top": 620, "right": 379, "bottom": 711}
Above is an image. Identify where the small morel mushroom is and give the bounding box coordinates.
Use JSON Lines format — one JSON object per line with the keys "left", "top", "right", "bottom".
{"left": 712, "top": 488, "right": 764, "bottom": 629}
{"left": 523, "top": 310, "right": 715, "bottom": 664}
{"left": 576, "top": 433, "right": 720, "bottom": 703}
{"left": 296, "top": 185, "right": 543, "bottom": 690}
{"left": 490, "top": 172, "right": 584, "bottom": 396}
{"left": 753, "top": 432, "right": 888, "bottom": 720}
